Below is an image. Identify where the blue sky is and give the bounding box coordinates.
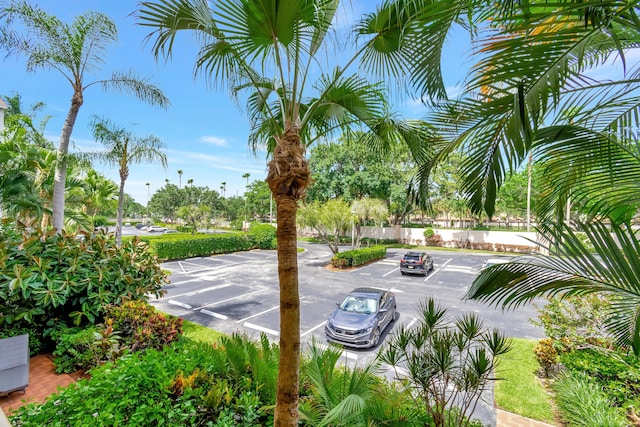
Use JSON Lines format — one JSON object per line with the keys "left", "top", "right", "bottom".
{"left": 0, "top": 1, "right": 470, "bottom": 205}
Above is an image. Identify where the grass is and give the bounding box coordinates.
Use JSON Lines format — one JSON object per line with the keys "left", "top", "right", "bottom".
{"left": 182, "top": 319, "right": 225, "bottom": 344}
{"left": 495, "top": 338, "right": 556, "bottom": 423}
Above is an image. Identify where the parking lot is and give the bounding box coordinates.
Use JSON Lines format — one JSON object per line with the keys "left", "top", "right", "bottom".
{"left": 150, "top": 243, "right": 543, "bottom": 361}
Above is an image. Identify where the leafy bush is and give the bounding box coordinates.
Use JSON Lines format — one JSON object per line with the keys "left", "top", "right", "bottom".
{"left": 330, "top": 245, "right": 386, "bottom": 268}
{"left": 532, "top": 295, "right": 611, "bottom": 351}
{"left": 553, "top": 371, "right": 628, "bottom": 426}
{"left": 533, "top": 338, "right": 559, "bottom": 377}
{"left": 52, "top": 327, "right": 101, "bottom": 374}
{"left": 10, "top": 334, "right": 453, "bottom": 427}
{"left": 0, "top": 221, "right": 167, "bottom": 333}
{"left": 148, "top": 233, "right": 254, "bottom": 260}
{"left": 248, "top": 223, "right": 277, "bottom": 249}
{"left": 10, "top": 336, "right": 277, "bottom": 426}
{"left": 105, "top": 300, "right": 183, "bottom": 351}
{"left": 92, "top": 216, "right": 109, "bottom": 227}
{"left": 423, "top": 227, "right": 435, "bottom": 239}
{"left": 560, "top": 348, "right": 640, "bottom": 406}
{"left": 378, "top": 298, "right": 512, "bottom": 427}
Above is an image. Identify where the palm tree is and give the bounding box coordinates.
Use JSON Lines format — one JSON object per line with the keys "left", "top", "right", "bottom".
{"left": 220, "top": 181, "right": 226, "bottom": 198}
{"left": 137, "top": 1, "right": 432, "bottom": 424}
{"left": 0, "top": 1, "right": 169, "bottom": 232}
{"left": 88, "top": 116, "right": 167, "bottom": 245}
{"left": 390, "top": 1, "right": 640, "bottom": 352}
{"left": 177, "top": 169, "right": 183, "bottom": 189}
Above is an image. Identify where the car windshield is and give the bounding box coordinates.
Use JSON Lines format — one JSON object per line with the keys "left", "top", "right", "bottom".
{"left": 404, "top": 253, "right": 421, "bottom": 261}
{"left": 340, "top": 296, "right": 378, "bottom": 314}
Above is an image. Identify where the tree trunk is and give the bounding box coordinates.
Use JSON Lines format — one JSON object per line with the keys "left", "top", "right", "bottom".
{"left": 52, "top": 91, "right": 83, "bottom": 232}
{"left": 116, "top": 175, "right": 126, "bottom": 246}
{"left": 266, "top": 125, "right": 309, "bottom": 427}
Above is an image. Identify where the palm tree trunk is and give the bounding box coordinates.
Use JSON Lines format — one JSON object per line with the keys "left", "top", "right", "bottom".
{"left": 116, "top": 177, "right": 126, "bottom": 246}
{"left": 266, "top": 125, "right": 310, "bottom": 427}
{"left": 52, "top": 91, "right": 83, "bottom": 232}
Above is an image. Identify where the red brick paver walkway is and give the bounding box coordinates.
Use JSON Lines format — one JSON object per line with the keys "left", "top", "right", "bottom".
{"left": 0, "top": 355, "right": 76, "bottom": 418}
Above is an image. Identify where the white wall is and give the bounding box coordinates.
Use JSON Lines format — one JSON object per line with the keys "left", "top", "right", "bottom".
{"left": 361, "top": 226, "right": 540, "bottom": 252}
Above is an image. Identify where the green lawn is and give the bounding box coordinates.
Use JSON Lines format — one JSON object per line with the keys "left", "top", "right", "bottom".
{"left": 495, "top": 338, "right": 556, "bottom": 423}
{"left": 182, "top": 319, "right": 225, "bottom": 344}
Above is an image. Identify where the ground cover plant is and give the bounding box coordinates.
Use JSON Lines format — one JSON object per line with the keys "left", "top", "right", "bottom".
{"left": 7, "top": 332, "right": 488, "bottom": 426}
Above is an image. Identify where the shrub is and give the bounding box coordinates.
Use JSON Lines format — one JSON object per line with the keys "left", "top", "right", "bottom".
{"left": 148, "top": 233, "right": 253, "bottom": 260}
{"left": 105, "top": 300, "right": 183, "bottom": 351}
{"left": 379, "top": 298, "right": 512, "bottom": 427}
{"left": 560, "top": 348, "right": 640, "bottom": 406}
{"left": 0, "top": 221, "right": 167, "bottom": 334}
{"left": 92, "top": 216, "right": 109, "bottom": 227}
{"left": 330, "top": 245, "right": 386, "bottom": 268}
{"left": 553, "top": 371, "right": 628, "bottom": 427}
{"left": 248, "top": 223, "right": 277, "bottom": 249}
{"left": 52, "top": 326, "right": 101, "bottom": 374}
{"left": 423, "top": 227, "right": 435, "bottom": 239}
{"left": 532, "top": 294, "right": 612, "bottom": 351}
{"left": 533, "top": 338, "right": 559, "bottom": 377}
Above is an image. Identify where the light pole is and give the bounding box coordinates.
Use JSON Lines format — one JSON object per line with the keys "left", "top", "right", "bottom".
{"left": 145, "top": 182, "right": 150, "bottom": 220}
{"left": 242, "top": 173, "right": 250, "bottom": 229}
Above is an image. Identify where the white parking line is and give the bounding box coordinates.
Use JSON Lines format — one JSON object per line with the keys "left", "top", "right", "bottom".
{"left": 193, "top": 289, "right": 264, "bottom": 310}
{"left": 244, "top": 322, "right": 279, "bottom": 336}
{"left": 168, "top": 300, "right": 192, "bottom": 309}
{"left": 201, "top": 309, "right": 228, "bottom": 320}
{"left": 406, "top": 316, "right": 419, "bottom": 328}
{"left": 235, "top": 297, "right": 307, "bottom": 323}
{"left": 159, "top": 284, "right": 232, "bottom": 300}
{"left": 444, "top": 266, "right": 477, "bottom": 274}
{"left": 236, "top": 305, "right": 280, "bottom": 323}
{"left": 383, "top": 267, "right": 399, "bottom": 277}
{"left": 301, "top": 321, "right": 327, "bottom": 337}
{"left": 423, "top": 270, "right": 439, "bottom": 282}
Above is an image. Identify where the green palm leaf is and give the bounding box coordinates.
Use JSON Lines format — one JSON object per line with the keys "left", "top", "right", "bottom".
{"left": 467, "top": 220, "right": 640, "bottom": 354}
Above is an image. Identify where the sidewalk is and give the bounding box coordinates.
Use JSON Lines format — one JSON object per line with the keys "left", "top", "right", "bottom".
{"left": 0, "top": 355, "right": 76, "bottom": 418}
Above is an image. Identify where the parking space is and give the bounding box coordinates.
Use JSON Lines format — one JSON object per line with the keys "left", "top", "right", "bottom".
{"left": 150, "top": 243, "right": 543, "bottom": 366}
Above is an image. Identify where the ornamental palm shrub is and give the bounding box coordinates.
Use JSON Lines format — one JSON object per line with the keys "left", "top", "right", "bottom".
{"left": 0, "top": 220, "right": 167, "bottom": 337}
{"left": 378, "top": 298, "right": 512, "bottom": 427}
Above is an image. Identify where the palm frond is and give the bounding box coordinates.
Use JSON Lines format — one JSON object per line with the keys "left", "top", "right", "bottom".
{"left": 357, "top": 0, "right": 469, "bottom": 101}
{"left": 467, "top": 220, "right": 640, "bottom": 354}
{"left": 96, "top": 71, "right": 170, "bottom": 108}
{"left": 533, "top": 125, "right": 640, "bottom": 223}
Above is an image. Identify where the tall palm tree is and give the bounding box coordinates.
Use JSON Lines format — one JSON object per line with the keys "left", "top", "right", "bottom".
{"left": 0, "top": 1, "right": 169, "bottom": 232}
{"left": 177, "top": 169, "right": 183, "bottom": 189}
{"left": 88, "top": 116, "right": 167, "bottom": 245}
{"left": 391, "top": 1, "right": 640, "bottom": 351}
{"left": 221, "top": 181, "right": 226, "bottom": 198}
{"left": 137, "top": 1, "right": 432, "bottom": 424}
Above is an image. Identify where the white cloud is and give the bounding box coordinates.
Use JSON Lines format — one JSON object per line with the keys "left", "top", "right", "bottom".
{"left": 199, "top": 135, "right": 228, "bottom": 147}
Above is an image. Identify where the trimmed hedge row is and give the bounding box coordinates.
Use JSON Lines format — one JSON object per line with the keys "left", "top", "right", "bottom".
{"left": 330, "top": 245, "right": 387, "bottom": 268}
{"left": 150, "top": 234, "right": 254, "bottom": 260}
{"left": 136, "top": 225, "right": 277, "bottom": 260}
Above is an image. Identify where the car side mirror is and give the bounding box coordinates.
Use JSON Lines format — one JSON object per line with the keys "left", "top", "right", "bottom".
{"left": 336, "top": 302, "right": 340, "bottom": 307}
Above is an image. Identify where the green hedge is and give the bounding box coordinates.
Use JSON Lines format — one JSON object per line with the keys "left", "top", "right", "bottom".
{"left": 330, "top": 245, "right": 387, "bottom": 268}
{"left": 134, "top": 226, "right": 277, "bottom": 260}
{"left": 150, "top": 234, "right": 254, "bottom": 260}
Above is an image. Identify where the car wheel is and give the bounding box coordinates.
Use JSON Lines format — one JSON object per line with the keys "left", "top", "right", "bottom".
{"left": 371, "top": 328, "right": 381, "bottom": 347}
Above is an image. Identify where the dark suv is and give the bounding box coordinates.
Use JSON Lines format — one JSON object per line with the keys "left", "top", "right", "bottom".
{"left": 400, "top": 251, "right": 434, "bottom": 276}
